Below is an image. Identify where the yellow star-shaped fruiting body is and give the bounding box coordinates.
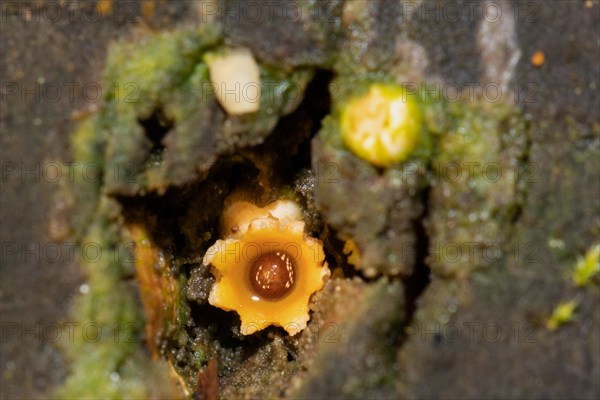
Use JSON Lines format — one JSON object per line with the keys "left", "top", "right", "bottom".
{"left": 203, "top": 200, "right": 329, "bottom": 336}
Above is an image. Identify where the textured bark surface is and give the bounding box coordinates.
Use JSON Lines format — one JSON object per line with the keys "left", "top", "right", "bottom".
{"left": 1, "top": 1, "right": 598, "bottom": 399}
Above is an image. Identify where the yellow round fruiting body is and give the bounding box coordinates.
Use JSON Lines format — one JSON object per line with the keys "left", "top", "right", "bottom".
{"left": 203, "top": 199, "right": 329, "bottom": 336}
{"left": 340, "top": 83, "right": 422, "bottom": 167}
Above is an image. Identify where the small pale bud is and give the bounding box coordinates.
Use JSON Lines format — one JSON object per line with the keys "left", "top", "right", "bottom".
{"left": 206, "top": 48, "right": 261, "bottom": 115}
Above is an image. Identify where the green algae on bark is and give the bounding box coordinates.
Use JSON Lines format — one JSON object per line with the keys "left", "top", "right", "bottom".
{"left": 54, "top": 197, "right": 181, "bottom": 399}
{"left": 311, "top": 80, "right": 436, "bottom": 278}
{"left": 56, "top": 107, "right": 183, "bottom": 397}
{"left": 101, "top": 24, "right": 314, "bottom": 195}
{"left": 58, "top": 21, "right": 327, "bottom": 397}
{"left": 58, "top": 3, "right": 530, "bottom": 398}
{"left": 427, "top": 98, "right": 527, "bottom": 278}
{"left": 313, "top": 74, "right": 527, "bottom": 280}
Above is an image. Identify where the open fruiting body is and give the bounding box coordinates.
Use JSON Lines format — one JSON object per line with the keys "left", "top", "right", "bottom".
{"left": 204, "top": 199, "right": 329, "bottom": 335}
